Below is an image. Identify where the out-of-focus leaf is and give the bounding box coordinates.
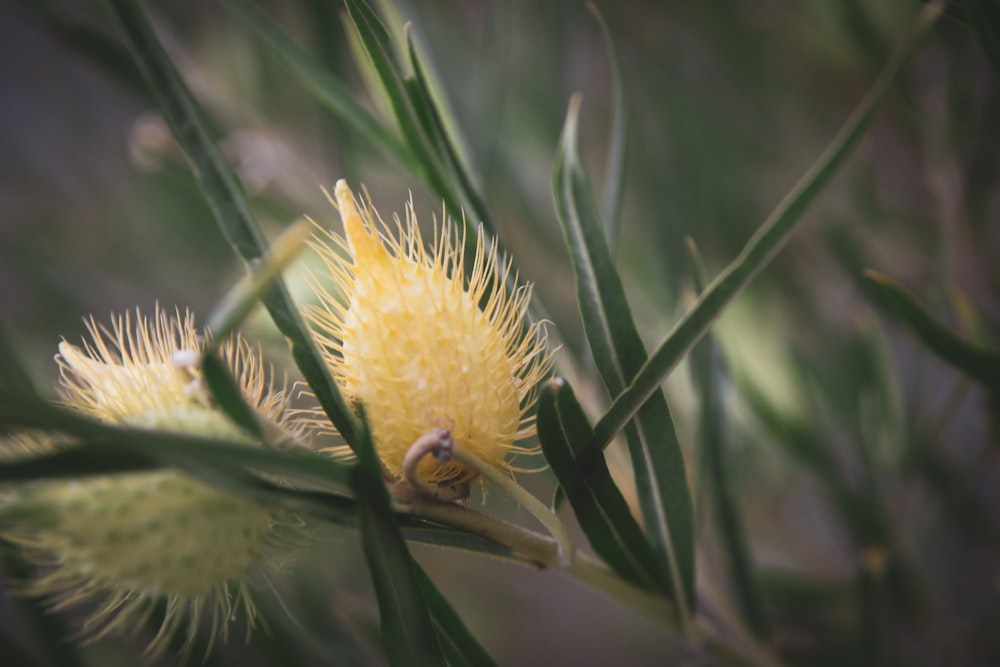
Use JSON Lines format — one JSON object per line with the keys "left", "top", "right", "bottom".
{"left": 587, "top": 4, "right": 628, "bottom": 246}
{"left": 590, "top": 0, "right": 947, "bottom": 453}
{"left": 964, "top": 0, "right": 1000, "bottom": 78}
{"left": 0, "top": 391, "right": 353, "bottom": 491}
{"left": 0, "top": 327, "right": 38, "bottom": 397}
{"left": 536, "top": 379, "right": 665, "bottom": 592}
{"left": 350, "top": 407, "right": 446, "bottom": 667}
{"left": 200, "top": 350, "right": 265, "bottom": 440}
{"left": 222, "top": 0, "right": 413, "bottom": 168}
{"left": 104, "top": 0, "right": 358, "bottom": 447}
{"left": 0, "top": 541, "right": 85, "bottom": 667}
{"left": 864, "top": 270, "right": 1000, "bottom": 390}
{"left": 414, "top": 564, "right": 498, "bottom": 667}
{"left": 553, "top": 95, "right": 694, "bottom": 614}
{"left": 686, "top": 240, "right": 770, "bottom": 641}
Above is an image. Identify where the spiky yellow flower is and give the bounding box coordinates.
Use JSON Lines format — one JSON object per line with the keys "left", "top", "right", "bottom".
{"left": 0, "top": 308, "right": 304, "bottom": 659}
{"left": 307, "top": 180, "right": 552, "bottom": 492}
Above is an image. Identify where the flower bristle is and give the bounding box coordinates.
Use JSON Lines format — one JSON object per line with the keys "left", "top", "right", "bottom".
{"left": 306, "top": 180, "right": 553, "bottom": 489}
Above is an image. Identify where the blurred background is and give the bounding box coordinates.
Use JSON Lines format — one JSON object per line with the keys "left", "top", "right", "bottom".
{"left": 1, "top": 0, "right": 998, "bottom": 665}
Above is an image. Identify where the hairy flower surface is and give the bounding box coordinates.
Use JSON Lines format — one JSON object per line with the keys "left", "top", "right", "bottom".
{"left": 0, "top": 308, "right": 303, "bottom": 659}
{"left": 307, "top": 180, "right": 552, "bottom": 490}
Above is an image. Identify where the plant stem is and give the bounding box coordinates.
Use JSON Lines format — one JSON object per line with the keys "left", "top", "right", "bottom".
{"left": 451, "top": 444, "right": 577, "bottom": 566}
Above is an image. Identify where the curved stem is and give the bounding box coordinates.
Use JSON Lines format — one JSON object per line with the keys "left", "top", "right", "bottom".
{"left": 402, "top": 500, "right": 558, "bottom": 568}
{"left": 450, "top": 444, "right": 577, "bottom": 566}
{"left": 400, "top": 428, "right": 577, "bottom": 566}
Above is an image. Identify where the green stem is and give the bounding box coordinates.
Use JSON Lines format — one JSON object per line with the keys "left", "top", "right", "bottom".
{"left": 451, "top": 444, "right": 577, "bottom": 566}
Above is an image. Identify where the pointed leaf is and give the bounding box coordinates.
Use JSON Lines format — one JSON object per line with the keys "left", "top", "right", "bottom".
{"left": 863, "top": 270, "right": 1000, "bottom": 389}
{"left": 553, "top": 95, "right": 694, "bottom": 612}
{"left": 537, "top": 379, "right": 665, "bottom": 591}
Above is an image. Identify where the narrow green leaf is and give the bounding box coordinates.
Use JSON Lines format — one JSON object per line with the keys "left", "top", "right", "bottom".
{"left": 0, "top": 391, "right": 353, "bottom": 491}
{"left": 0, "top": 327, "right": 39, "bottom": 397}
{"left": 342, "top": 0, "right": 459, "bottom": 220}
{"left": 964, "top": 0, "right": 1000, "bottom": 78}
{"left": 222, "top": 0, "right": 413, "bottom": 169}
{"left": 403, "top": 30, "right": 496, "bottom": 240}
{"left": 863, "top": 270, "right": 1000, "bottom": 389}
{"left": 591, "top": 0, "right": 947, "bottom": 453}
{"left": 200, "top": 350, "right": 265, "bottom": 439}
{"left": 351, "top": 406, "right": 446, "bottom": 667}
{"left": 686, "top": 240, "right": 771, "bottom": 641}
{"left": 414, "top": 564, "right": 498, "bottom": 667}
{"left": 104, "top": 0, "right": 358, "bottom": 447}
{"left": 205, "top": 217, "right": 311, "bottom": 343}
{"left": 553, "top": 95, "right": 694, "bottom": 613}
{"left": 587, "top": 4, "right": 628, "bottom": 246}
{"left": 536, "top": 380, "right": 664, "bottom": 591}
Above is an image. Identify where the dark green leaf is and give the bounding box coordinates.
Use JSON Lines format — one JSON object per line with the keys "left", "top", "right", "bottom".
{"left": 0, "top": 326, "right": 39, "bottom": 397}
{"left": 537, "top": 379, "right": 665, "bottom": 591}
{"left": 200, "top": 350, "right": 265, "bottom": 439}
{"left": 964, "top": 0, "right": 1000, "bottom": 79}
{"left": 863, "top": 270, "right": 1000, "bottom": 389}
{"left": 591, "top": 0, "right": 947, "bottom": 453}
{"left": 414, "top": 564, "right": 498, "bottom": 667}
{"left": 686, "top": 240, "right": 770, "bottom": 641}
{"left": 104, "top": 0, "right": 358, "bottom": 446}
{"left": 553, "top": 95, "right": 694, "bottom": 612}
{"left": 351, "top": 406, "right": 446, "bottom": 667}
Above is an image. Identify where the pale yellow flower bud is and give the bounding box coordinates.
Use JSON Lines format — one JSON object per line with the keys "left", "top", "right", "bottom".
{"left": 1, "top": 308, "right": 305, "bottom": 659}
{"left": 307, "top": 181, "right": 553, "bottom": 493}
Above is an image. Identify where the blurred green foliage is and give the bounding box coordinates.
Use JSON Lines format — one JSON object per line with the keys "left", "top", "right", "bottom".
{"left": 1, "top": 0, "right": 999, "bottom": 665}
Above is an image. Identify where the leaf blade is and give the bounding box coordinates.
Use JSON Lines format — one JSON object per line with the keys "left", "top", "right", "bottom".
{"left": 536, "top": 380, "right": 664, "bottom": 591}
{"left": 552, "top": 96, "right": 695, "bottom": 613}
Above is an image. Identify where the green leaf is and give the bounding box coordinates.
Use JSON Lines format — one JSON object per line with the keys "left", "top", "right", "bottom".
{"left": 553, "top": 95, "right": 695, "bottom": 614}
{"left": 199, "top": 350, "right": 265, "bottom": 440}
{"left": 863, "top": 270, "right": 1000, "bottom": 390}
{"left": 350, "top": 406, "right": 446, "bottom": 667}
{"left": 686, "top": 240, "right": 770, "bottom": 641}
{"left": 0, "top": 326, "right": 39, "bottom": 397}
{"left": 964, "top": 0, "right": 1000, "bottom": 79}
{"left": 587, "top": 4, "right": 628, "bottom": 247}
{"left": 342, "top": 0, "right": 458, "bottom": 219}
{"left": 536, "top": 379, "right": 665, "bottom": 592}
{"left": 104, "top": 0, "right": 358, "bottom": 447}
{"left": 222, "top": 0, "right": 413, "bottom": 169}
{"left": 590, "top": 0, "right": 947, "bottom": 454}
{"left": 0, "top": 390, "right": 354, "bottom": 492}
{"left": 414, "top": 564, "right": 498, "bottom": 667}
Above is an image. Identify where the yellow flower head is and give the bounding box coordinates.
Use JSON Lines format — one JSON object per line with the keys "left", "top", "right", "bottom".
{"left": 1, "top": 308, "right": 304, "bottom": 659}
{"left": 307, "top": 180, "right": 552, "bottom": 492}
